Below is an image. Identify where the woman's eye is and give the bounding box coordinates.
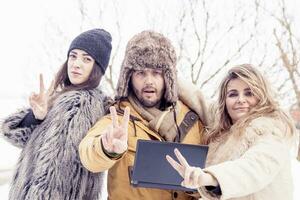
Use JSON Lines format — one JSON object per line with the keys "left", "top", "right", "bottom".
{"left": 83, "top": 57, "right": 92, "bottom": 62}
{"left": 227, "top": 93, "right": 238, "bottom": 97}
{"left": 69, "top": 54, "right": 76, "bottom": 59}
{"left": 245, "top": 91, "right": 254, "bottom": 96}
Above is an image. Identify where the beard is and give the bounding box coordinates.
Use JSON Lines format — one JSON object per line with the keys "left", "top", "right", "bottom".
{"left": 133, "top": 87, "right": 162, "bottom": 108}
{"left": 139, "top": 97, "right": 160, "bottom": 107}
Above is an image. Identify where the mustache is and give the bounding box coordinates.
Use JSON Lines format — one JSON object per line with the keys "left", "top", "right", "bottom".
{"left": 142, "top": 86, "right": 157, "bottom": 92}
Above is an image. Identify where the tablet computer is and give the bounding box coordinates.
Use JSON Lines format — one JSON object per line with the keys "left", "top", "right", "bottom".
{"left": 130, "top": 139, "right": 208, "bottom": 192}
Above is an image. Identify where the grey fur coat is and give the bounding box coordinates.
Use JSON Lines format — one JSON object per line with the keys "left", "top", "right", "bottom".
{"left": 1, "top": 89, "right": 108, "bottom": 200}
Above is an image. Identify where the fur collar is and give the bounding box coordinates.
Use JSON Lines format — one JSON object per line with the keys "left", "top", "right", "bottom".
{"left": 177, "top": 77, "right": 209, "bottom": 126}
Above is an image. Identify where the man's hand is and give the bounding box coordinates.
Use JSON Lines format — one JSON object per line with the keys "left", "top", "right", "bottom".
{"left": 101, "top": 106, "right": 130, "bottom": 155}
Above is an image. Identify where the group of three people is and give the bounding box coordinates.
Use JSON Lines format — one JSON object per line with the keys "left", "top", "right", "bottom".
{"left": 1, "top": 28, "right": 296, "bottom": 200}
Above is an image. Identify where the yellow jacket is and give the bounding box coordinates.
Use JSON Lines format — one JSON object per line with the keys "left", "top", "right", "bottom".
{"left": 79, "top": 100, "right": 205, "bottom": 200}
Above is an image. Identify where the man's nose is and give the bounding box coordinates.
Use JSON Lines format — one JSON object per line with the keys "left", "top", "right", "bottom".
{"left": 145, "top": 74, "right": 154, "bottom": 84}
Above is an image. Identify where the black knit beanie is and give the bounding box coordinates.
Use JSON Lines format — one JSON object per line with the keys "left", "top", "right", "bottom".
{"left": 68, "top": 28, "right": 112, "bottom": 74}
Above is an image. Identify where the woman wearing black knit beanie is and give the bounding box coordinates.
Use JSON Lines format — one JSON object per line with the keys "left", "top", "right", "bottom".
{"left": 1, "top": 28, "right": 112, "bottom": 200}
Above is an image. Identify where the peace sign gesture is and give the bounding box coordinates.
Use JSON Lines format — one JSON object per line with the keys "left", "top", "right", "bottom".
{"left": 101, "top": 106, "right": 130, "bottom": 155}
{"left": 166, "top": 148, "right": 218, "bottom": 189}
{"left": 29, "top": 74, "right": 54, "bottom": 120}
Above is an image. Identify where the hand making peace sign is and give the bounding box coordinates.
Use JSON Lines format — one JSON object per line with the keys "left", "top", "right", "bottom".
{"left": 101, "top": 106, "right": 130, "bottom": 155}
{"left": 166, "top": 148, "right": 217, "bottom": 189}
{"left": 29, "top": 74, "right": 54, "bottom": 120}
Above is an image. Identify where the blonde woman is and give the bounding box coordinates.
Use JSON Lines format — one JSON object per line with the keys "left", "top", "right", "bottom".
{"left": 167, "top": 64, "right": 296, "bottom": 200}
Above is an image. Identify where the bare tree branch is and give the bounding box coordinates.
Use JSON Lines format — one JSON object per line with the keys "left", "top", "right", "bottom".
{"left": 200, "top": 34, "right": 254, "bottom": 88}
{"left": 194, "top": 0, "right": 209, "bottom": 84}
{"left": 103, "top": 1, "right": 122, "bottom": 94}
{"left": 188, "top": 0, "right": 203, "bottom": 83}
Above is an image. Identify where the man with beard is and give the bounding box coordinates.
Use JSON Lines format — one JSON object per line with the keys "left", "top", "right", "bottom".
{"left": 79, "top": 30, "right": 208, "bottom": 200}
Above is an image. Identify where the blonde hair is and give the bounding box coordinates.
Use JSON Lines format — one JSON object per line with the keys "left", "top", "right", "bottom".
{"left": 204, "top": 64, "right": 295, "bottom": 144}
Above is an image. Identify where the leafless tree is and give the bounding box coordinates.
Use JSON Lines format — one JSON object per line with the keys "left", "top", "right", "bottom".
{"left": 256, "top": 0, "right": 300, "bottom": 160}
{"left": 103, "top": 1, "right": 123, "bottom": 94}
{"left": 171, "top": 0, "right": 259, "bottom": 100}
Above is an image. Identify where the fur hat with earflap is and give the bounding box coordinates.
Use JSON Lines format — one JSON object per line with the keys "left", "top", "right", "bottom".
{"left": 116, "top": 30, "right": 178, "bottom": 104}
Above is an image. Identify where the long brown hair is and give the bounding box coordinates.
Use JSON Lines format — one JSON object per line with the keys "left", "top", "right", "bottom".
{"left": 204, "top": 64, "right": 295, "bottom": 144}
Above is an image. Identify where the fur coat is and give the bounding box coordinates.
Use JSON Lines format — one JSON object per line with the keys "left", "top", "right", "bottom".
{"left": 1, "top": 89, "right": 108, "bottom": 200}
{"left": 199, "top": 117, "right": 294, "bottom": 200}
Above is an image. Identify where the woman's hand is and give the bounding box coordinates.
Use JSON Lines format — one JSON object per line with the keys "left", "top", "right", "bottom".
{"left": 166, "top": 148, "right": 218, "bottom": 189}
{"left": 29, "top": 74, "right": 54, "bottom": 120}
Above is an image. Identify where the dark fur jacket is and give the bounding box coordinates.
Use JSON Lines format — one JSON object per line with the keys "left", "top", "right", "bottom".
{"left": 1, "top": 88, "right": 109, "bottom": 200}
